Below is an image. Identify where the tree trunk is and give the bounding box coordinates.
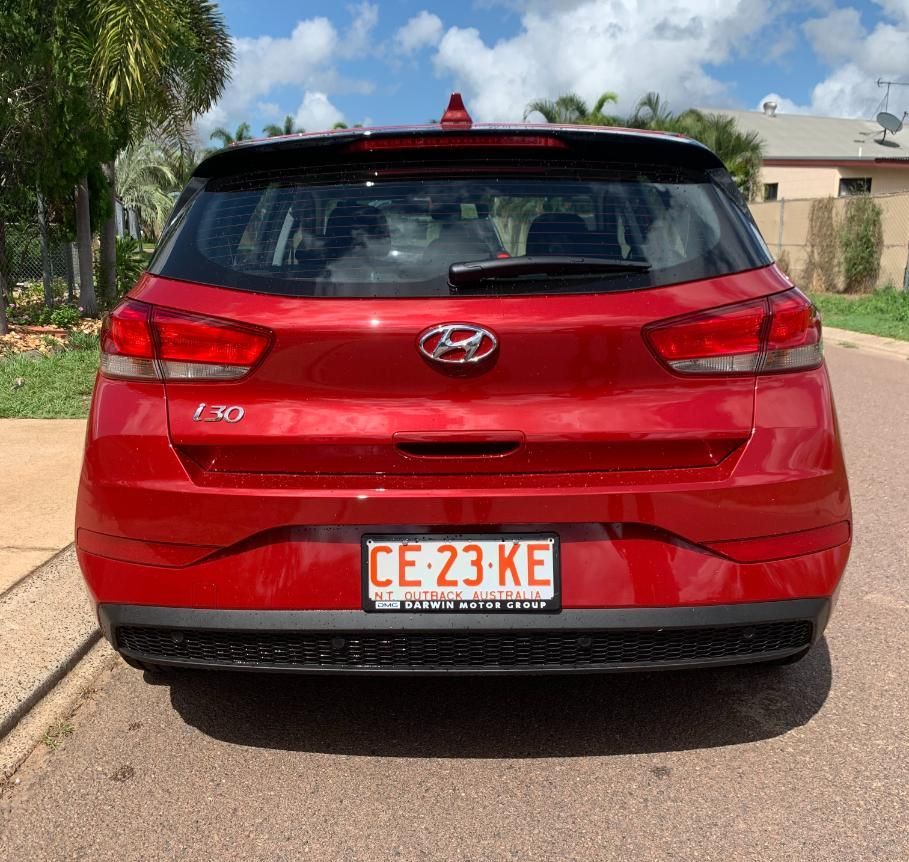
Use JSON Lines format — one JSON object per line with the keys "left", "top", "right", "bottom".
{"left": 75, "top": 177, "right": 98, "bottom": 317}
{"left": 36, "top": 190, "right": 54, "bottom": 308}
{"left": 100, "top": 161, "right": 118, "bottom": 302}
{"left": 0, "top": 217, "right": 9, "bottom": 336}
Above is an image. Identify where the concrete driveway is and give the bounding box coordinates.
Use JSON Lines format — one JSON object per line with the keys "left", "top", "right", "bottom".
{"left": 1, "top": 346, "right": 907, "bottom": 861}
{"left": 0, "top": 419, "right": 85, "bottom": 593}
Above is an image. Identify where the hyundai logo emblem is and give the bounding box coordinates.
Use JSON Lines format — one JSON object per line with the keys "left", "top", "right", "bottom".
{"left": 417, "top": 323, "right": 498, "bottom": 365}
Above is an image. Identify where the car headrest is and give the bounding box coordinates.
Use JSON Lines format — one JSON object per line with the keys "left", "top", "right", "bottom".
{"left": 430, "top": 202, "right": 462, "bottom": 222}
{"left": 525, "top": 212, "right": 590, "bottom": 256}
{"left": 349, "top": 205, "right": 389, "bottom": 238}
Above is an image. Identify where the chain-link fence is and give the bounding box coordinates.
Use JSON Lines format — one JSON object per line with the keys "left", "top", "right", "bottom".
{"left": 5, "top": 224, "right": 79, "bottom": 291}
{"left": 4, "top": 198, "right": 139, "bottom": 296}
{"left": 751, "top": 192, "right": 909, "bottom": 292}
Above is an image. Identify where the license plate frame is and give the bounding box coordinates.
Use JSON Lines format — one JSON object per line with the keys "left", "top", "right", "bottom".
{"left": 361, "top": 533, "right": 561, "bottom": 613}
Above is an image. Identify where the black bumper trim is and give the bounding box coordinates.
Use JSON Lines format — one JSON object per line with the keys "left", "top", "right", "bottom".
{"left": 99, "top": 599, "right": 830, "bottom": 675}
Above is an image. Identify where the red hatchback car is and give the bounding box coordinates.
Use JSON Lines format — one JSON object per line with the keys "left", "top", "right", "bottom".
{"left": 76, "top": 96, "right": 851, "bottom": 675}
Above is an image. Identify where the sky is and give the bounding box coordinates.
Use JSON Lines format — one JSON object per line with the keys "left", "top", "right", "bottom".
{"left": 197, "top": 0, "right": 909, "bottom": 140}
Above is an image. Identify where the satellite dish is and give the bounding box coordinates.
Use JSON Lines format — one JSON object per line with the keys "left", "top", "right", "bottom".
{"left": 877, "top": 111, "right": 903, "bottom": 134}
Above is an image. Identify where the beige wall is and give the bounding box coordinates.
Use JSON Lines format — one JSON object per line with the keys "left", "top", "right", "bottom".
{"left": 760, "top": 165, "right": 909, "bottom": 200}
{"left": 750, "top": 192, "right": 909, "bottom": 291}
{"left": 839, "top": 167, "right": 909, "bottom": 195}
{"left": 761, "top": 166, "right": 840, "bottom": 199}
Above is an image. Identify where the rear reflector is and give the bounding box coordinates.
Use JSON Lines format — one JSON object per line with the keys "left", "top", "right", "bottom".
{"left": 644, "top": 288, "right": 822, "bottom": 376}
{"left": 705, "top": 521, "right": 850, "bottom": 562}
{"left": 77, "top": 529, "right": 217, "bottom": 567}
{"left": 100, "top": 299, "right": 272, "bottom": 382}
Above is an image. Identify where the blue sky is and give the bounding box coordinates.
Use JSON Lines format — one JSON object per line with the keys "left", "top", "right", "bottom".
{"left": 198, "top": 0, "right": 909, "bottom": 139}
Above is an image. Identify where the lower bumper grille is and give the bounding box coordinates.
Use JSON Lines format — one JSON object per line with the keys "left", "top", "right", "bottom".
{"left": 116, "top": 620, "right": 812, "bottom": 671}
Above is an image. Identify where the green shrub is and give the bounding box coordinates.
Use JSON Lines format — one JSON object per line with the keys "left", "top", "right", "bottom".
{"left": 115, "top": 236, "right": 146, "bottom": 296}
{"left": 92, "top": 236, "right": 147, "bottom": 304}
{"left": 802, "top": 198, "right": 839, "bottom": 292}
{"left": 839, "top": 195, "right": 883, "bottom": 293}
{"left": 48, "top": 305, "right": 82, "bottom": 328}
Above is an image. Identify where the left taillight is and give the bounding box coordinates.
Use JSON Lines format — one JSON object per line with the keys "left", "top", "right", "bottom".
{"left": 100, "top": 299, "right": 272, "bottom": 382}
{"left": 644, "top": 288, "right": 822, "bottom": 376}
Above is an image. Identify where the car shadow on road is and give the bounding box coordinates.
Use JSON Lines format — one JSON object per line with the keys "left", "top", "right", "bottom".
{"left": 162, "top": 640, "right": 832, "bottom": 758}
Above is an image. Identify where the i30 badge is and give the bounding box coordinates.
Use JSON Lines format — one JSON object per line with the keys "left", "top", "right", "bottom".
{"left": 417, "top": 323, "right": 498, "bottom": 366}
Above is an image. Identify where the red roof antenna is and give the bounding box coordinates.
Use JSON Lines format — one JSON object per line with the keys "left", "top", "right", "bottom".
{"left": 441, "top": 92, "right": 472, "bottom": 127}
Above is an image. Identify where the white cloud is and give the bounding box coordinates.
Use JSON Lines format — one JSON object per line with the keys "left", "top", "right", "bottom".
{"left": 256, "top": 101, "right": 282, "bottom": 121}
{"left": 802, "top": 8, "right": 864, "bottom": 65}
{"left": 875, "top": 0, "right": 909, "bottom": 24}
{"left": 293, "top": 91, "right": 346, "bottom": 131}
{"left": 772, "top": 4, "right": 909, "bottom": 118}
{"left": 195, "top": 6, "right": 376, "bottom": 139}
{"left": 340, "top": 2, "right": 380, "bottom": 57}
{"left": 394, "top": 11, "right": 444, "bottom": 54}
{"left": 432, "top": 1, "right": 779, "bottom": 122}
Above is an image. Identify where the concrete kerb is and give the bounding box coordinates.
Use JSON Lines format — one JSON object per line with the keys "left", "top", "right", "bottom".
{"left": 0, "top": 629, "right": 101, "bottom": 743}
{"left": 0, "top": 543, "right": 77, "bottom": 602}
{"left": 0, "top": 546, "right": 100, "bottom": 745}
{"left": 824, "top": 326, "right": 909, "bottom": 361}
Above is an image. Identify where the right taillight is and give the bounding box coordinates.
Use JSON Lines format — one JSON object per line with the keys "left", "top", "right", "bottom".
{"left": 100, "top": 299, "right": 272, "bottom": 382}
{"left": 644, "top": 288, "right": 822, "bottom": 376}
{"left": 762, "top": 289, "right": 823, "bottom": 372}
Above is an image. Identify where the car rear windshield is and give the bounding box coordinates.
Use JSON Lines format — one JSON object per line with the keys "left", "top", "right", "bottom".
{"left": 150, "top": 152, "right": 771, "bottom": 297}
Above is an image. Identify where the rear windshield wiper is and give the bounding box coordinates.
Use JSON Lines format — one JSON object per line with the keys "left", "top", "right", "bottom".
{"left": 448, "top": 255, "right": 651, "bottom": 288}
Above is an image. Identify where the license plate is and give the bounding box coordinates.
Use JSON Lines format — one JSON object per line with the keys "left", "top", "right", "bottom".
{"left": 362, "top": 534, "right": 560, "bottom": 612}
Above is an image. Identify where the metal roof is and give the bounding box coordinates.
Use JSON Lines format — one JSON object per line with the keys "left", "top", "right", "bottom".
{"left": 709, "top": 108, "right": 909, "bottom": 162}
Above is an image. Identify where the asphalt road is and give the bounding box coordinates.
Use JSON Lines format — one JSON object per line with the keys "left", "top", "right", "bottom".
{"left": 2, "top": 345, "right": 908, "bottom": 862}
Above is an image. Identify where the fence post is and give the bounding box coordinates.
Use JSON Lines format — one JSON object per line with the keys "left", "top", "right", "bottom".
{"left": 36, "top": 191, "right": 54, "bottom": 307}
{"left": 903, "top": 241, "right": 909, "bottom": 292}
{"left": 65, "top": 242, "right": 77, "bottom": 302}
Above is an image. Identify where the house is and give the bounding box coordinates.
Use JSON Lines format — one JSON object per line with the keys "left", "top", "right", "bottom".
{"left": 713, "top": 104, "right": 909, "bottom": 200}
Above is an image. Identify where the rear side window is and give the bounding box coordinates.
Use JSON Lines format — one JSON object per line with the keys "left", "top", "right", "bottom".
{"left": 151, "top": 154, "right": 771, "bottom": 297}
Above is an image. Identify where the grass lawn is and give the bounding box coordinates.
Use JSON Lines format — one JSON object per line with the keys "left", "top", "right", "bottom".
{"left": 811, "top": 289, "right": 909, "bottom": 342}
{"left": 0, "top": 337, "right": 99, "bottom": 418}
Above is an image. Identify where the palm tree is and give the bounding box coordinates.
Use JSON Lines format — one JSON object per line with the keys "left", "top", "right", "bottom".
{"left": 524, "top": 92, "right": 618, "bottom": 125}
{"left": 70, "top": 0, "right": 234, "bottom": 314}
{"left": 116, "top": 139, "right": 178, "bottom": 240}
{"left": 627, "top": 92, "right": 676, "bottom": 130}
{"left": 263, "top": 115, "right": 303, "bottom": 137}
{"left": 209, "top": 122, "right": 253, "bottom": 149}
{"left": 676, "top": 110, "right": 764, "bottom": 200}
{"left": 164, "top": 143, "right": 203, "bottom": 190}
{"left": 526, "top": 89, "right": 765, "bottom": 199}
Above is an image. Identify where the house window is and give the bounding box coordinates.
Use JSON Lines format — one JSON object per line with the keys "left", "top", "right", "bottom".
{"left": 838, "top": 177, "right": 872, "bottom": 197}
{"left": 763, "top": 183, "right": 779, "bottom": 201}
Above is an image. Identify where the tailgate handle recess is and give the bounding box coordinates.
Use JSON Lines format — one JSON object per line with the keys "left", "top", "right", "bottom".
{"left": 394, "top": 432, "right": 523, "bottom": 460}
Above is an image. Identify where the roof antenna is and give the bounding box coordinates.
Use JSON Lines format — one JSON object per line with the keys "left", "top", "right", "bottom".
{"left": 441, "top": 93, "right": 472, "bottom": 127}
{"left": 875, "top": 78, "right": 909, "bottom": 115}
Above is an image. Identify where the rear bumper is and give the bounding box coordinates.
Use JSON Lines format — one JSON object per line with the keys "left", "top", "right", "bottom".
{"left": 100, "top": 598, "right": 830, "bottom": 674}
